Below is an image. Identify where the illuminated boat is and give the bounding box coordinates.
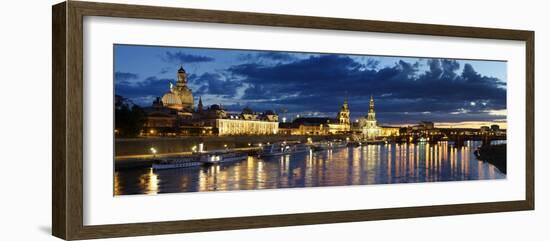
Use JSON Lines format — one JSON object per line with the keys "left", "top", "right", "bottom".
{"left": 260, "top": 143, "right": 311, "bottom": 157}
{"left": 311, "top": 141, "right": 347, "bottom": 151}
{"left": 418, "top": 137, "right": 428, "bottom": 143}
{"left": 200, "top": 151, "right": 248, "bottom": 164}
{"left": 152, "top": 157, "right": 202, "bottom": 170}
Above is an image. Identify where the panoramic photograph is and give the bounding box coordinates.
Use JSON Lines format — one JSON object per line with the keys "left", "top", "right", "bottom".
{"left": 113, "top": 44, "right": 507, "bottom": 196}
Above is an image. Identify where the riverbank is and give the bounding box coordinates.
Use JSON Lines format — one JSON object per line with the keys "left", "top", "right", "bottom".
{"left": 115, "top": 158, "right": 154, "bottom": 170}
{"left": 115, "top": 134, "right": 348, "bottom": 156}
{"left": 475, "top": 144, "right": 507, "bottom": 174}
{"left": 115, "top": 146, "right": 260, "bottom": 170}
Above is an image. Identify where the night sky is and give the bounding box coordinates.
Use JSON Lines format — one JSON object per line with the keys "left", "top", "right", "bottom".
{"left": 114, "top": 44, "right": 507, "bottom": 128}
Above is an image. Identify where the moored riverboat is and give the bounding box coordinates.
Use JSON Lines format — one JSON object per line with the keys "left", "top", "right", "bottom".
{"left": 260, "top": 143, "right": 311, "bottom": 157}
{"left": 311, "top": 141, "right": 348, "bottom": 151}
{"left": 200, "top": 151, "right": 249, "bottom": 164}
{"left": 346, "top": 141, "right": 362, "bottom": 147}
{"left": 152, "top": 157, "right": 202, "bottom": 170}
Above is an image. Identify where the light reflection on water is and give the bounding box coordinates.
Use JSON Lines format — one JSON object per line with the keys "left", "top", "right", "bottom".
{"left": 114, "top": 141, "right": 505, "bottom": 195}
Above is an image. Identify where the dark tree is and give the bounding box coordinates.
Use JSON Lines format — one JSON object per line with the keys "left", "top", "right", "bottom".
{"left": 115, "top": 95, "right": 146, "bottom": 137}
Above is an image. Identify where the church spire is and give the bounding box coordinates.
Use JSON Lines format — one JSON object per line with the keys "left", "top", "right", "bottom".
{"left": 178, "top": 65, "right": 186, "bottom": 73}
{"left": 367, "top": 95, "right": 376, "bottom": 121}
{"left": 177, "top": 65, "right": 187, "bottom": 84}
{"left": 342, "top": 96, "right": 349, "bottom": 110}
{"left": 198, "top": 96, "right": 203, "bottom": 112}
{"left": 369, "top": 95, "right": 375, "bottom": 110}
{"left": 337, "top": 98, "right": 351, "bottom": 127}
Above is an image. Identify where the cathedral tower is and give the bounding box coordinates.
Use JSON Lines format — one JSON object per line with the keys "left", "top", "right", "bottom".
{"left": 361, "top": 95, "right": 381, "bottom": 139}
{"left": 337, "top": 98, "right": 351, "bottom": 131}
{"left": 172, "top": 66, "right": 194, "bottom": 111}
{"left": 366, "top": 95, "right": 376, "bottom": 123}
{"left": 177, "top": 66, "right": 187, "bottom": 84}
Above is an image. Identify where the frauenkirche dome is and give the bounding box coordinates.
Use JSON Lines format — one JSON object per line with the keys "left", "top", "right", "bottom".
{"left": 161, "top": 92, "right": 183, "bottom": 110}
{"left": 161, "top": 66, "right": 194, "bottom": 112}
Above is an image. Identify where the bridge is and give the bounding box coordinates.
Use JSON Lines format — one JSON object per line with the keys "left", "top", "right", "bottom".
{"left": 393, "top": 133, "right": 506, "bottom": 148}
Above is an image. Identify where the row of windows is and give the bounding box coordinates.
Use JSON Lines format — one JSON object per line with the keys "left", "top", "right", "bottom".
{"left": 216, "top": 120, "right": 279, "bottom": 135}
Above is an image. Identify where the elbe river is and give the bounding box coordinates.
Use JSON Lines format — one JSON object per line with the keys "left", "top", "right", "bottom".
{"left": 114, "top": 141, "right": 505, "bottom": 195}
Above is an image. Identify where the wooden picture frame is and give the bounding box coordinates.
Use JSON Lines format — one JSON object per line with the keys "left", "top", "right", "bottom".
{"left": 52, "top": 1, "right": 534, "bottom": 240}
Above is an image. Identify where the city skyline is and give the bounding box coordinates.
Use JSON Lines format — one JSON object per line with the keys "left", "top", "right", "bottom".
{"left": 114, "top": 44, "right": 507, "bottom": 128}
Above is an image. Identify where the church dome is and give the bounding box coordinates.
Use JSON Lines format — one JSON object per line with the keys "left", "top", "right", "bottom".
{"left": 161, "top": 92, "right": 183, "bottom": 110}
{"left": 178, "top": 88, "right": 194, "bottom": 108}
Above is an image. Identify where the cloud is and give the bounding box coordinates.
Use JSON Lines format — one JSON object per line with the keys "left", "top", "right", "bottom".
{"left": 256, "top": 51, "right": 297, "bottom": 61}
{"left": 238, "top": 51, "right": 298, "bottom": 62}
{"left": 158, "top": 67, "right": 170, "bottom": 74}
{"left": 226, "top": 54, "right": 506, "bottom": 123}
{"left": 189, "top": 72, "right": 244, "bottom": 98}
{"left": 115, "top": 76, "right": 173, "bottom": 106}
{"left": 230, "top": 54, "right": 362, "bottom": 98}
{"left": 115, "top": 47, "right": 506, "bottom": 124}
{"left": 163, "top": 51, "right": 215, "bottom": 63}
{"left": 115, "top": 72, "right": 139, "bottom": 83}
{"left": 364, "top": 58, "right": 380, "bottom": 69}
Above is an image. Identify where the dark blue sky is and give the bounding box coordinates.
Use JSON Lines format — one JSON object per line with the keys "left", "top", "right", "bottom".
{"left": 114, "top": 44, "right": 507, "bottom": 127}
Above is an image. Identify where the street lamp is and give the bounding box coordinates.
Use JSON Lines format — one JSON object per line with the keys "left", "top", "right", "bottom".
{"left": 199, "top": 143, "right": 204, "bottom": 153}
{"left": 150, "top": 147, "right": 157, "bottom": 157}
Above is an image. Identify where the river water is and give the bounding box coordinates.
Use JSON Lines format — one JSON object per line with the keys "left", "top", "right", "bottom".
{"left": 114, "top": 141, "right": 505, "bottom": 195}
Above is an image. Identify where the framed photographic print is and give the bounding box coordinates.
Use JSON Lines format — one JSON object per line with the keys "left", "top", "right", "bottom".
{"left": 52, "top": 1, "right": 534, "bottom": 240}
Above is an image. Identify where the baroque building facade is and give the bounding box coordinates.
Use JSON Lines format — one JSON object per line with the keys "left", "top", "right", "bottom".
{"left": 335, "top": 98, "right": 351, "bottom": 132}
{"left": 144, "top": 66, "right": 279, "bottom": 136}
{"left": 358, "top": 96, "right": 382, "bottom": 139}
{"left": 160, "top": 66, "right": 194, "bottom": 118}
{"left": 279, "top": 100, "right": 352, "bottom": 135}
{"left": 138, "top": 65, "right": 398, "bottom": 138}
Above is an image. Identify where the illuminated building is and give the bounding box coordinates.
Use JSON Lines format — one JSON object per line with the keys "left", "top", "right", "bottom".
{"left": 480, "top": 126, "right": 491, "bottom": 134}
{"left": 280, "top": 99, "right": 352, "bottom": 135}
{"left": 161, "top": 66, "right": 194, "bottom": 118}
{"left": 358, "top": 96, "right": 381, "bottom": 139}
{"left": 336, "top": 98, "right": 351, "bottom": 131}
{"left": 142, "top": 97, "right": 178, "bottom": 136}
{"left": 141, "top": 66, "right": 279, "bottom": 136}
{"left": 216, "top": 118, "right": 279, "bottom": 136}
{"left": 138, "top": 67, "right": 399, "bottom": 138}
{"left": 419, "top": 121, "right": 435, "bottom": 129}
{"left": 406, "top": 121, "right": 440, "bottom": 136}
{"left": 198, "top": 106, "right": 279, "bottom": 136}
{"left": 286, "top": 117, "right": 331, "bottom": 135}
{"left": 380, "top": 126, "right": 400, "bottom": 137}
